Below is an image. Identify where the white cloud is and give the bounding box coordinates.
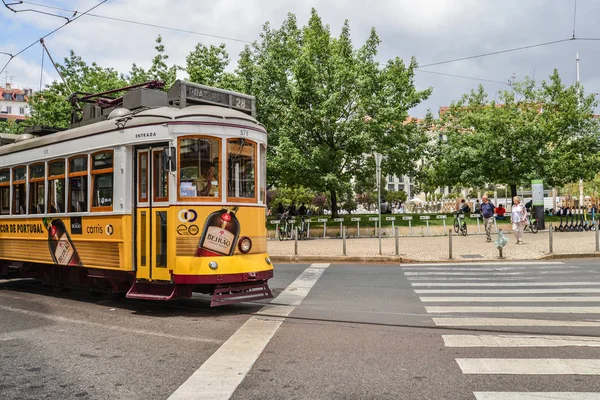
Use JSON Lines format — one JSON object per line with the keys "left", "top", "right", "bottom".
{"left": 3, "top": 0, "right": 600, "bottom": 116}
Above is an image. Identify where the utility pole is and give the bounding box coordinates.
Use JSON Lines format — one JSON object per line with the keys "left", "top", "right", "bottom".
{"left": 577, "top": 53, "right": 584, "bottom": 208}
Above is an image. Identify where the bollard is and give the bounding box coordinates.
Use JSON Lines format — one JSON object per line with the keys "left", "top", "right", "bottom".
{"left": 343, "top": 227, "right": 347, "bottom": 256}
{"left": 595, "top": 222, "right": 600, "bottom": 251}
{"left": 395, "top": 227, "right": 399, "bottom": 256}
{"left": 294, "top": 227, "right": 298, "bottom": 255}
{"left": 448, "top": 229, "right": 453, "bottom": 259}
{"left": 549, "top": 223, "right": 553, "bottom": 254}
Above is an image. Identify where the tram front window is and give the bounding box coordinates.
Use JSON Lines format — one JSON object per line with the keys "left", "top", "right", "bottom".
{"left": 179, "top": 137, "right": 220, "bottom": 199}
{"left": 228, "top": 139, "right": 256, "bottom": 199}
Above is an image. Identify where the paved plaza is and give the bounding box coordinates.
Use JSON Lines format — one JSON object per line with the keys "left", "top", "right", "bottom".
{"left": 267, "top": 229, "right": 600, "bottom": 262}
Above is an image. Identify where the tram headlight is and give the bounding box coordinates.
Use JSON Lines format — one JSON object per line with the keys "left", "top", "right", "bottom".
{"left": 238, "top": 236, "right": 252, "bottom": 254}
{"left": 208, "top": 261, "right": 218, "bottom": 270}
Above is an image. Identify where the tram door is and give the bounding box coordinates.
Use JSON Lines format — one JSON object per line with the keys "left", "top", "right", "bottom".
{"left": 135, "top": 146, "right": 171, "bottom": 282}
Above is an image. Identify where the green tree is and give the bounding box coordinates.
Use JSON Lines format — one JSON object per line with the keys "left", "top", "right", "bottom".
{"left": 127, "top": 35, "right": 179, "bottom": 88}
{"left": 387, "top": 189, "right": 407, "bottom": 206}
{"left": 238, "top": 9, "right": 431, "bottom": 217}
{"left": 27, "top": 51, "right": 127, "bottom": 128}
{"left": 435, "top": 70, "right": 600, "bottom": 199}
{"left": 0, "top": 120, "right": 24, "bottom": 134}
{"left": 185, "top": 43, "right": 240, "bottom": 90}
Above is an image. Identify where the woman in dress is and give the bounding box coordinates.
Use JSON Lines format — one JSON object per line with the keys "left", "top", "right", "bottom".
{"left": 511, "top": 196, "right": 527, "bottom": 244}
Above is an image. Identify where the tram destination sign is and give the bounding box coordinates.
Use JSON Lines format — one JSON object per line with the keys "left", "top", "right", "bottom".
{"left": 169, "top": 81, "right": 255, "bottom": 116}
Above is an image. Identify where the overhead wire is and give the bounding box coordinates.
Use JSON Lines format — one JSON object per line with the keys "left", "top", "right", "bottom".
{"left": 18, "top": 0, "right": 252, "bottom": 44}
{"left": 0, "top": 0, "right": 109, "bottom": 75}
{"left": 415, "top": 69, "right": 510, "bottom": 86}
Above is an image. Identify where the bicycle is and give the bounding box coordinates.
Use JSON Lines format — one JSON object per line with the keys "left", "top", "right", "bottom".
{"left": 524, "top": 215, "right": 539, "bottom": 234}
{"left": 453, "top": 212, "right": 467, "bottom": 236}
{"left": 297, "top": 216, "right": 308, "bottom": 240}
{"left": 277, "top": 213, "right": 293, "bottom": 241}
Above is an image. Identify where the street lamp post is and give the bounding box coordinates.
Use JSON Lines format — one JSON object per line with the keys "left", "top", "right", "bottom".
{"left": 374, "top": 152, "right": 383, "bottom": 255}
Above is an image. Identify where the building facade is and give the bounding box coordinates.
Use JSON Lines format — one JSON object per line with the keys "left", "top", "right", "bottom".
{"left": 0, "top": 84, "right": 32, "bottom": 124}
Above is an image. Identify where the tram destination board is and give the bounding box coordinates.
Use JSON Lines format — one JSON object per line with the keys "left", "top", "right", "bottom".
{"left": 168, "top": 80, "right": 255, "bottom": 116}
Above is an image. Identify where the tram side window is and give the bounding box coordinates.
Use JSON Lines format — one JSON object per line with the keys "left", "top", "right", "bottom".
{"left": 227, "top": 139, "right": 256, "bottom": 199}
{"left": 48, "top": 160, "right": 65, "bottom": 213}
{"left": 12, "top": 166, "right": 26, "bottom": 214}
{"left": 69, "top": 156, "right": 88, "bottom": 213}
{"left": 91, "top": 151, "right": 114, "bottom": 210}
{"left": 260, "top": 144, "right": 267, "bottom": 205}
{"left": 0, "top": 169, "right": 9, "bottom": 215}
{"left": 29, "top": 163, "right": 45, "bottom": 214}
{"left": 179, "top": 137, "right": 220, "bottom": 198}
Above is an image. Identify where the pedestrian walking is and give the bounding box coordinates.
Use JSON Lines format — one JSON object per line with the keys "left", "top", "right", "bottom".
{"left": 480, "top": 195, "right": 495, "bottom": 242}
{"left": 511, "top": 196, "right": 527, "bottom": 244}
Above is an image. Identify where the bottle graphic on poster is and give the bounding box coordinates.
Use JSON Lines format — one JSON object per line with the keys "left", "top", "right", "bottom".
{"left": 196, "top": 206, "right": 240, "bottom": 257}
{"left": 43, "top": 218, "right": 83, "bottom": 266}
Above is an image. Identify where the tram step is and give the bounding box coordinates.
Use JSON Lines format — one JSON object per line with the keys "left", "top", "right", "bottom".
{"left": 211, "top": 282, "right": 273, "bottom": 307}
{"left": 126, "top": 281, "right": 179, "bottom": 301}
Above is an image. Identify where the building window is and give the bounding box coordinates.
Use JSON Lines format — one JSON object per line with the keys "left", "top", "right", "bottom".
{"left": 3, "top": 93, "right": 11, "bottom": 100}
{"left": 91, "top": 151, "right": 114, "bottom": 211}
{"left": 388, "top": 184, "right": 396, "bottom": 192}
{"left": 69, "top": 156, "right": 88, "bottom": 212}
{"left": 388, "top": 174, "right": 394, "bottom": 183}
{"left": 19, "top": 107, "right": 25, "bottom": 115}
{"left": 29, "top": 163, "right": 45, "bottom": 214}
{"left": 6, "top": 106, "right": 11, "bottom": 114}
{"left": 227, "top": 139, "right": 256, "bottom": 200}
{"left": 16, "top": 94, "right": 24, "bottom": 101}
{"left": 399, "top": 176, "right": 404, "bottom": 183}
{"left": 178, "top": 137, "right": 220, "bottom": 199}
{"left": 48, "top": 160, "right": 65, "bottom": 213}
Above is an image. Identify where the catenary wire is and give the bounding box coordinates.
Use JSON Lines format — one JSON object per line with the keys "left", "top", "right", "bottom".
{"left": 0, "top": 0, "right": 108, "bottom": 75}
{"left": 419, "top": 38, "right": 573, "bottom": 68}
{"left": 19, "top": 0, "right": 252, "bottom": 44}
{"left": 416, "top": 69, "right": 510, "bottom": 86}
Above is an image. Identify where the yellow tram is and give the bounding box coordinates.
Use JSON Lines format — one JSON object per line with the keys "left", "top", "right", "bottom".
{"left": 0, "top": 81, "right": 273, "bottom": 306}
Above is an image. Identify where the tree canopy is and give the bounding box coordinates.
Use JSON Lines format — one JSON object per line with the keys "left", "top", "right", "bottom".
{"left": 431, "top": 70, "right": 600, "bottom": 199}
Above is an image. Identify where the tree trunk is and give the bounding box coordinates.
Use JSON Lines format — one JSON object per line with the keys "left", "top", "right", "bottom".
{"left": 330, "top": 190, "right": 338, "bottom": 218}
{"left": 510, "top": 184, "right": 518, "bottom": 204}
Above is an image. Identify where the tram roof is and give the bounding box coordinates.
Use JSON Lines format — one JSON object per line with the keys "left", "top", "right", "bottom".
{"left": 0, "top": 105, "right": 264, "bottom": 156}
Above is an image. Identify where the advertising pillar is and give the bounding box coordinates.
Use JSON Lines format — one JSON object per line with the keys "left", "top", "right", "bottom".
{"left": 531, "top": 179, "right": 545, "bottom": 230}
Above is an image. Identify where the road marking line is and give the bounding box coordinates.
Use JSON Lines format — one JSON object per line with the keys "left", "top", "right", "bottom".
{"left": 433, "top": 318, "right": 600, "bottom": 327}
{"left": 411, "top": 282, "right": 600, "bottom": 287}
{"left": 456, "top": 358, "right": 600, "bottom": 375}
{"left": 406, "top": 271, "right": 532, "bottom": 276}
{"left": 474, "top": 392, "right": 600, "bottom": 399}
{"left": 420, "top": 296, "right": 600, "bottom": 302}
{"left": 443, "top": 334, "right": 600, "bottom": 347}
{"left": 403, "top": 262, "right": 565, "bottom": 267}
{"left": 168, "top": 263, "right": 330, "bottom": 400}
{"left": 402, "top": 267, "right": 579, "bottom": 271}
{"left": 417, "top": 289, "right": 600, "bottom": 294}
{"left": 426, "top": 306, "right": 600, "bottom": 314}
{"left": 408, "top": 277, "right": 541, "bottom": 281}
{"left": 0, "top": 305, "right": 221, "bottom": 343}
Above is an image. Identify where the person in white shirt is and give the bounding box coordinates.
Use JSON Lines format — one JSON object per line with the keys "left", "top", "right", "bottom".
{"left": 511, "top": 196, "right": 527, "bottom": 244}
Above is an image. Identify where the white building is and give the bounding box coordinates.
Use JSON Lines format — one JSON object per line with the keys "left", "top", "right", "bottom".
{"left": 0, "top": 83, "right": 32, "bottom": 125}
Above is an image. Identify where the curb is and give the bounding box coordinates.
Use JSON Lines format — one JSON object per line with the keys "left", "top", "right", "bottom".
{"left": 270, "top": 253, "right": 600, "bottom": 264}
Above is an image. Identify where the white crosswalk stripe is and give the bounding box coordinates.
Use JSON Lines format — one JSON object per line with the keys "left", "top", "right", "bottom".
{"left": 404, "top": 262, "right": 600, "bottom": 398}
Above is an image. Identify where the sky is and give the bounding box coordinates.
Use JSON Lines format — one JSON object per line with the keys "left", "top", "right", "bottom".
{"left": 1, "top": 0, "right": 600, "bottom": 118}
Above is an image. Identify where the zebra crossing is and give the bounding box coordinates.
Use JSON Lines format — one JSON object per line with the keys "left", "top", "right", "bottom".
{"left": 403, "top": 261, "right": 600, "bottom": 399}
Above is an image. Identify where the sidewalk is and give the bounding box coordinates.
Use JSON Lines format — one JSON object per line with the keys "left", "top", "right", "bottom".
{"left": 267, "top": 230, "right": 600, "bottom": 263}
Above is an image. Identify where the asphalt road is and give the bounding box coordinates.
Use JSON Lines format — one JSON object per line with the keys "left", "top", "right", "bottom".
{"left": 2, "top": 259, "right": 600, "bottom": 399}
